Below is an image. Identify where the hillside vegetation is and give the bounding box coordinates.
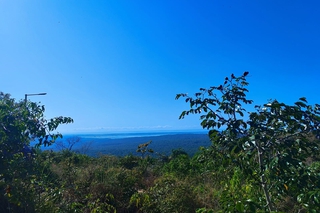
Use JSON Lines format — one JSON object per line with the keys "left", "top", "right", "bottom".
{"left": 1, "top": 72, "right": 319, "bottom": 212}
{"left": 50, "top": 133, "right": 211, "bottom": 157}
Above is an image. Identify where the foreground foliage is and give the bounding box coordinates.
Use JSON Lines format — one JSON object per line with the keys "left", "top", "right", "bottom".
{"left": 176, "top": 72, "right": 320, "bottom": 212}
{"left": 2, "top": 146, "right": 318, "bottom": 213}
{"left": 0, "top": 92, "right": 73, "bottom": 212}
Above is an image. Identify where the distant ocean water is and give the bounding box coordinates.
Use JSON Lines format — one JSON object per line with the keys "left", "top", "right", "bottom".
{"left": 78, "top": 132, "right": 169, "bottom": 139}
{"left": 76, "top": 130, "right": 206, "bottom": 139}
{"left": 35, "top": 130, "right": 211, "bottom": 157}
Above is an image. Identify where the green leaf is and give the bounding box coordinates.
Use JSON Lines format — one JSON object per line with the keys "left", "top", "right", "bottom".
{"left": 235, "top": 201, "right": 244, "bottom": 212}
{"left": 299, "top": 97, "right": 307, "bottom": 103}
{"left": 295, "top": 101, "right": 307, "bottom": 108}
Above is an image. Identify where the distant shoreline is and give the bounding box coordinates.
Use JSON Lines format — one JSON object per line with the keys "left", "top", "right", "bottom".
{"left": 61, "top": 130, "right": 208, "bottom": 138}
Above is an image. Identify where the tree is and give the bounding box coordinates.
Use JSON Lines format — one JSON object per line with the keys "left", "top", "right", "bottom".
{"left": 0, "top": 92, "right": 73, "bottom": 211}
{"left": 55, "top": 136, "right": 81, "bottom": 151}
{"left": 176, "top": 72, "right": 320, "bottom": 212}
{"left": 137, "top": 140, "right": 154, "bottom": 159}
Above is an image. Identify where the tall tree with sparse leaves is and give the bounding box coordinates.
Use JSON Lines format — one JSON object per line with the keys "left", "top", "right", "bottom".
{"left": 176, "top": 72, "right": 320, "bottom": 212}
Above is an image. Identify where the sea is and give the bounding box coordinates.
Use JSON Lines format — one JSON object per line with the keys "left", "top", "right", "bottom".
{"left": 34, "top": 130, "right": 211, "bottom": 157}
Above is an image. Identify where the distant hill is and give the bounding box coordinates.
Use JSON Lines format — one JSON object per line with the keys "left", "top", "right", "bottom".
{"left": 49, "top": 133, "right": 212, "bottom": 157}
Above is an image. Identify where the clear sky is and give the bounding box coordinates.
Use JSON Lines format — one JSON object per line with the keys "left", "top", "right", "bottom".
{"left": 1, "top": 0, "right": 320, "bottom": 133}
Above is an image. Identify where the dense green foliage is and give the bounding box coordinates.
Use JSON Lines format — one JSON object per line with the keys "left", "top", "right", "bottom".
{"left": 3, "top": 144, "right": 318, "bottom": 212}
{"left": 1, "top": 71, "right": 320, "bottom": 213}
{"left": 0, "top": 92, "right": 73, "bottom": 212}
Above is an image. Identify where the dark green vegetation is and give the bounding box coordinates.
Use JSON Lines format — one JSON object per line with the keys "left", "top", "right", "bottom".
{"left": 1, "top": 72, "right": 320, "bottom": 212}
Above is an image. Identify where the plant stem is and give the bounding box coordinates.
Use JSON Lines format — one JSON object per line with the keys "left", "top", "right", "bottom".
{"left": 257, "top": 145, "right": 275, "bottom": 212}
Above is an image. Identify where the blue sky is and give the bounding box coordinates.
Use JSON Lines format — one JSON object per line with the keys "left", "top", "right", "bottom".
{"left": 1, "top": 0, "right": 320, "bottom": 133}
